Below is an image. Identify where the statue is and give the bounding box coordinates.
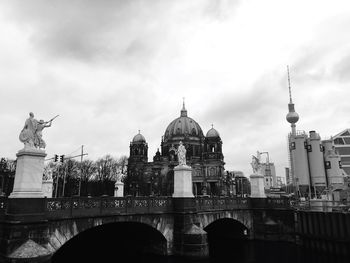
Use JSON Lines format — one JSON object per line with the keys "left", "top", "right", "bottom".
{"left": 19, "top": 113, "right": 58, "bottom": 149}
{"left": 34, "top": 120, "right": 52, "bottom": 149}
{"left": 19, "top": 112, "right": 38, "bottom": 148}
{"left": 175, "top": 141, "right": 187, "bottom": 166}
{"left": 251, "top": 151, "right": 262, "bottom": 174}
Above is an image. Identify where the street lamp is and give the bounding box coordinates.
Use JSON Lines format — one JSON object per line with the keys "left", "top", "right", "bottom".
{"left": 259, "top": 151, "right": 271, "bottom": 188}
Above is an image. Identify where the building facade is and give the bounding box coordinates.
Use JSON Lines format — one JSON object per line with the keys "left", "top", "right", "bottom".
{"left": 260, "top": 162, "right": 276, "bottom": 189}
{"left": 125, "top": 103, "right": 225, "bottom": 196}
{"left": 333, "top": 129, "right": 350, "bottom": 175}
{"left": 286, "top": 69, "right": 345, "bottom": 199}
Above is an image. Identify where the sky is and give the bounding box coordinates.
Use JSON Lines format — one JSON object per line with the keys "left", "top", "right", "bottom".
{"left": 1, "top": 0, "right": 350, "bottom": 180}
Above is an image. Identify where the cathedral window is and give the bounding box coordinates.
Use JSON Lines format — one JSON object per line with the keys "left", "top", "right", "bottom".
{"left": 209, "top": 167, "right": 215, "bottom": 176}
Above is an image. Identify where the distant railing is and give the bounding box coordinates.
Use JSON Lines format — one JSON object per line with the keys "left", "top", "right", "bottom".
{"left": 250, "top": 197, "right": 291, "bottom": 209}
{"left": 291, "top": 199, "right": 350, "bottom": 213}
{"left": 45, "top": 196, "right": 173, "bottom": 219}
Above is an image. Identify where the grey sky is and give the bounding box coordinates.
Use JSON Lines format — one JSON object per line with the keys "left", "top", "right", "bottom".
{"left": 1, "top": 0, "right": 350, "bottom": 179}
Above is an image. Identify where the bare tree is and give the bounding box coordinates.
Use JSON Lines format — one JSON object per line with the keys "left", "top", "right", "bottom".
{"left": 80, "top": 159, "right": 96, "bottom": 181}
{"left": 0, "top": 158, "right": 16, "bottom": 195}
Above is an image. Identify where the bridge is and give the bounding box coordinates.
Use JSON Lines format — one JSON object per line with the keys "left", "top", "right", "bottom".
{"left": 0, "top": 196, "right": 349, "bottom": 262}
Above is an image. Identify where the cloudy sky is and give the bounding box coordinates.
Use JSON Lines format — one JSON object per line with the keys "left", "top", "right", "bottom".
{"left": 1, "top": 0, "right": 350, "bottom": 180}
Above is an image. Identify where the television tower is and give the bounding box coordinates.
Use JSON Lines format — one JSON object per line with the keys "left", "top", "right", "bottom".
{"left": 285, "top": 66, "right": 299, "bottom": 135}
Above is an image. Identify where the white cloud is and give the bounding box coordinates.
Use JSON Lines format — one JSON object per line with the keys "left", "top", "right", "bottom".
{"left": 1, "top": 0, "right": 350, "bottom": 180}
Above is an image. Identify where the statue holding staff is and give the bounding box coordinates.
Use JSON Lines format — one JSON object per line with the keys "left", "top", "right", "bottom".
{"left": 19, "top": 113, "right": 58, "bottom": 149}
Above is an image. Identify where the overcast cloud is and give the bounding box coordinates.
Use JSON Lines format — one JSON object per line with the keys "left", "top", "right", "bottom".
{"left": 1, "top": 0, "right": 350, "bottom": 179}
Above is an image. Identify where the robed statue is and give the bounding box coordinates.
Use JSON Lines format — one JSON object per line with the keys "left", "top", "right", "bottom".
{"left": 19, "top": 112, "right": 58, "bottom": 149}
{"left": 175, "top": 141, "right": 187, "bottom": 166}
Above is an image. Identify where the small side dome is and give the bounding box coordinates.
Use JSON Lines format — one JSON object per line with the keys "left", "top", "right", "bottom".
{"left": 206, "top": 127, "right": 220, "bottom": 138}
{"left": 132, "top": 131, "right": 146, "bottom": 143}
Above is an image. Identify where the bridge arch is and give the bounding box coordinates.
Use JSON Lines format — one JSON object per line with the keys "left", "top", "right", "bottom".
{"left": 195, "top": 210, "right": 252, "bottom": 232}
{"left": 51, "top": 221, "right": 168, "bottom": 262}
{"left": 46, "top": 214, "right": 173, "bottom": 259}
{"left": 203, "top": 217, "right": 250, "bottom": 262}
{"left": 204, "top": 218, "right": 249, "bottom": 237}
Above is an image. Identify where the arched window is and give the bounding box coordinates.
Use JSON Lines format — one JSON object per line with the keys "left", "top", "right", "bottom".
{"left": 209, "top": 167, "right": 216, "bottom": 177}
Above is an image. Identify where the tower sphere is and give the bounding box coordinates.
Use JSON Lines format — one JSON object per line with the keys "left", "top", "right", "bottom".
{"left": 286, "top": 111, "right": 299, "bottom": 124}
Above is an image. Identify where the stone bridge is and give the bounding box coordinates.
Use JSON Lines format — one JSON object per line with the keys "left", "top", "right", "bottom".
{"left": 0, "top": 196, "right": 294, "bottom": 262}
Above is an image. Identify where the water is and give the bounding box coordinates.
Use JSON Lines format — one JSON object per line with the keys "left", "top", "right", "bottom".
{"left": 143, "top": 239, "right": 348, "bottom": 263}
{"left": 51, "top": 240, "right": 348, "bottom": 263}
{"left": 50, "top": 222, "right": 348, "bottom": 263}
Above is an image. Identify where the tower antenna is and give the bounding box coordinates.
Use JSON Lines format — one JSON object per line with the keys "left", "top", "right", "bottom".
{"left": 287, "top": 65, "right": 292, "bottom": 103}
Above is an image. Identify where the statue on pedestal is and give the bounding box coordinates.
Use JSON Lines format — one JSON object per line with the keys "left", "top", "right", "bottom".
{"left": 19, "top": 113, "right": 58, "bottom": 149}
{"left": 251, "top": 151, "right": 262, "bottom": 174}
{"left": 250, "top": 151, "right": 266, "bottom": 198}
{"left": 175, "top": 141, "right": 187, "bottom": 166}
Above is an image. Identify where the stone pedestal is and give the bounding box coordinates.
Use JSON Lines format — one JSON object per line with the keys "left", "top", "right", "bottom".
{"left": 114, "top": 181, "right": 124, "bottom": 197}
{"left": 42, "top": 179, "right": 53, "bottom": 198}
{"left": 250, "top": 173, "right": 266, "bottom": 198}
{"left": 9, "top": 148, "right": 46, "bottom": 198}
{"left": 182, "top": 224, "right": 209, "bottom": 258}
{"left": 173, "top": 165, "right": 194, "bottom": 198}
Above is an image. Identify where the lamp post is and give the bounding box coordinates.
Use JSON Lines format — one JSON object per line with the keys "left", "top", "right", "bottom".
{"left": 259, "top": 151, "right": 271, "bottom": 188}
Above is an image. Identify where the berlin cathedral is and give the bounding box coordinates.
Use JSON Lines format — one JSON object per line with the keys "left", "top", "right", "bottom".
{"left": 125, "top": 103, "right": 225, "bottom": 196}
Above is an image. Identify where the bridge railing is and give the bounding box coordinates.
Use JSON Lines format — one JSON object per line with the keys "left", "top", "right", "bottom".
{"left": 45, "top": 196, "right": 173, "bottom": 219}
{"left": 291, "top": 199, "right": 350, "bottom": 213}
{"left": 250, "top": 197, "right": 291, "bottom": 209}
{"left": 0, "top": 197, "right": 7, "bottom": 221}
{"left": 195, "top": 196, "right": 249, "bottom": 211}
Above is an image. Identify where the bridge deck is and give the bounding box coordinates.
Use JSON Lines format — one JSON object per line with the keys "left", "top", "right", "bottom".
{"left": 0, "top": 196, "right": 296, "bottom": 221}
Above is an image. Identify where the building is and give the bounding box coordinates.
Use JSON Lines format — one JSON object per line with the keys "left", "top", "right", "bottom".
{"left": 286, "top": 68, "right": 345, "bottom": 199}
{"left": 260, "top": 162, "right": 276, "bottom": 189}
{"left": 285, "top": 167, "right": 292, "bottom": 185}
{"left": 332, "top": 129, "right": 350, "bottom": 175}
{"left": 276, "top": 176, "right": 285, "bottom": 188}
{"left": 230, "top": 171, "right": 251, "bottom": 197}
{"left": 125, "top": 102, "right": 225, "bottom": 196}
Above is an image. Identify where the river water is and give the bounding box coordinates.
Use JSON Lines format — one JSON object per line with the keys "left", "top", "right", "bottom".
{"left": 142, "top": 239, "right": 347, "bottom": 263}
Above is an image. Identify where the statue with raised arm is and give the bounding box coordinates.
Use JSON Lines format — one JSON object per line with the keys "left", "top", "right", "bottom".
{"left": 175, "top": 141, "right": 187, "bottom": 166}
{"left": 251, "top": 151, "right": 262, "bottom": 174}
{"left": 34, "top": 119, "right": 52, "bottom": 149}
{"left": 19, "top": 113, "right": 58, "bottom": 149}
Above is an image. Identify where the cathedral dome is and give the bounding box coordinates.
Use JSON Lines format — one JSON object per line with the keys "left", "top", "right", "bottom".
{"left": 163, "top": 103, "right": 204, "bottom": 141}
{"left": 206, "top": 127, "right": 220, "bottom": 138}
{"left": 132, "top": 131, "right": 146, "bottom": 143}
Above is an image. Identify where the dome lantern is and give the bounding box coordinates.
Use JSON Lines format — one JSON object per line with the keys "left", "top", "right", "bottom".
{"left": 180, "top": 98, "right": 187, "bottom": 117}
{"left": 163, "top": 103, "right": 204, "bottom": 141}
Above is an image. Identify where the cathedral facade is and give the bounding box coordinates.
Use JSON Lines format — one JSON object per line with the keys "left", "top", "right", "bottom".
{"left": 125, "top": 103, "right": 225, "bottom": 196}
